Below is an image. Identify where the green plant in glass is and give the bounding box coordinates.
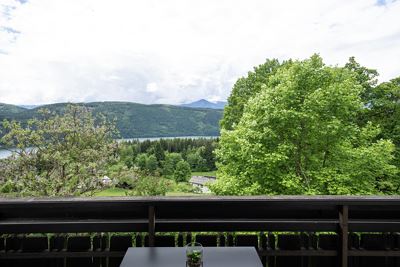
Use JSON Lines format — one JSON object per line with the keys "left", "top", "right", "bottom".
{"left": 186, "top": 242, "right": 203, "bottom": 267}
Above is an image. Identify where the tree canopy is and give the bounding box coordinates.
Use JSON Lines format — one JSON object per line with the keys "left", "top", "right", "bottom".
{"left": 211, "top": 55, "right": 398, "bottom": 195}
{"left": 367, "top": 77, "right": 400, "bottom": 168}
{"left": 220, "top": 58, "right": 290, "bottom": 130}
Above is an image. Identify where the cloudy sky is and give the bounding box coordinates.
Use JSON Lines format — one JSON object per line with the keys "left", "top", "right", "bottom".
{"left": 0, "top": 0, "right": 399, "bottom": 105}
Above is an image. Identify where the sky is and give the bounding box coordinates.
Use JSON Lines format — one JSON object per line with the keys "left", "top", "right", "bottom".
{"left": 0, "top": 0, "right": 399, "bottom": 105}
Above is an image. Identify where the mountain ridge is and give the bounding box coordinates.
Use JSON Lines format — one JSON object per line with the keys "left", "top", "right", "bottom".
{"left": 0, "top": 101, "right": 223, "bottom": 138}
{"left": 181, "top": 99, "right": 227, "bottom": 109}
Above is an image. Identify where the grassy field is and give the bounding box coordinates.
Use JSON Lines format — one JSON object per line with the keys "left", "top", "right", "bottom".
{"left": 94, "top": 187, "right": 128, "bottom": 196}
{"left": 94, "top": 187, "right": 205, "bottom": 197}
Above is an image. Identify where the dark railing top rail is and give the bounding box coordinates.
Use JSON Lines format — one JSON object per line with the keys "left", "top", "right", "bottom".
{"left": 1, "top": 196, "right": 400, "bottom": 234}
{"left": 2, "top": 196, "right": 400, "bottom": 267}
{"left": 2, "top": 195, "right": 400, "bottom": 204}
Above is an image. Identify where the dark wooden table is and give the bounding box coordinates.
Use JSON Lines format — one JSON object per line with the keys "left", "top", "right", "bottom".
{"left": 120, "top": 247, "right": 263, "bottom": 267}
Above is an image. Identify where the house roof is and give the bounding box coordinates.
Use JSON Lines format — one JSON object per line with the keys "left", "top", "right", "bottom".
{"left": 189, "top": 175, "right": 216, "bottom": 186}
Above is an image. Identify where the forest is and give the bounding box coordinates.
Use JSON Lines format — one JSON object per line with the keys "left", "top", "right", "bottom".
{"left": 108, "top": 138, "right": 217, "bottom": 195}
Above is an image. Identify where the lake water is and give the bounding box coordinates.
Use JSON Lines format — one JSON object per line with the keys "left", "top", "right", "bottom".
{"left": 117, "top": 135, "right": 217, "bottom": 142}
{"left": 0, "top": 149, "right": 13, "bottom": 159}
{"left": 0, "top": 136, "right": 218, "bottom": 159}
{"left": 0, "top": 147, "right": 35, "bottom": 159}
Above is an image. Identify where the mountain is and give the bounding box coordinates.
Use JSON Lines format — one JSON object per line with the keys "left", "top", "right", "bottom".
{"left": 181, "top": 99, "right": 227, "bottom": 109}
{"left": 18, "top": 105, "right": 41, "bottom": 109}
{"left": 0, "top": 102, "right": 222, "bottom": 138}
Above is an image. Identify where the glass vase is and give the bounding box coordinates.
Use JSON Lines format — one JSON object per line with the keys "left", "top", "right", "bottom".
{"left": 186, "top": 242, "right": 203, "bottom": 267}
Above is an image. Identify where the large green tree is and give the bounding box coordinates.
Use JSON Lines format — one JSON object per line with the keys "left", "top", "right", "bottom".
{"left": 0, "top": 105, "right": 118, "bottom": 196}
{"left": 211, "top": 55, "right": 398, "bottom": 195}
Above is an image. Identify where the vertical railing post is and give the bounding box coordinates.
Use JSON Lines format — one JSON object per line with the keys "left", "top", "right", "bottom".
{"left": 339, "top": 205, "right": 348, "bottom": 267}
{"left": 259, "top": 232, "right": 266, "bottom": 267}
{"left": 148, "top": 205, "right": 155, "bottom": 247}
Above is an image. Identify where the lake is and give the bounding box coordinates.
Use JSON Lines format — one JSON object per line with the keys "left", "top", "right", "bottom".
{"left": 0, "top": 149, "right": 13, "bottom": 159}
{"left": 0, "top": 136, "right": 218, "bottom": 159}
{"left": 117, "top": 135, "right": 217, "bottom": 142}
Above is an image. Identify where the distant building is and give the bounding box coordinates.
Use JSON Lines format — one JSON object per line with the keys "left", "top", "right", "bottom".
{"left": 101, "top": 176, "right": 112, "bottom": 186}
{"left": 189, "top": 176, "right": 216, "bottom": 193}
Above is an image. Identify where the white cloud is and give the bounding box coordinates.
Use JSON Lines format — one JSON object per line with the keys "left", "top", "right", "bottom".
{"left": 0, "top": 0, "right": 399, "bottom": 105}
{"left": 146, "top": 82, "right": 158, "bottom": 93}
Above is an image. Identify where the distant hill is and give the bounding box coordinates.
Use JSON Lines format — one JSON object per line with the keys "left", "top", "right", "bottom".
{"left": 0, "top": 102, "right": 222, "bottom": 138}
{"left": 181, "top": 99, "right": 227, "bottom": 109}
{"left": 0, "top": 103, "right": 27, "bottom": 114}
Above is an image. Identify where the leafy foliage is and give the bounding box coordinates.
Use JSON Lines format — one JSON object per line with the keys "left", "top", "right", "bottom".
{"left": 187, "top": 250, "right": 202, "bottom": 266}
{"left": 220, "top": 58, "right": 290, "bottom": 130}
{"left": 212, "top": 55, "right": 398, "bottom": 195}
{"left": 109, "top": 137, "right": 218, "bottom": 195}
{"left": 344, "top": 58, "right": 399, "bottom": 169}
{"left": 174, "top": 160, "right": 191, "bottom": 182}
{"left": 344, "top": 56, "right": 379, "bottom": 103}
{"left": 136, "top": 154, "right": 148, "bottom": 171}
{"left": 366, "top": 77, "right": 400, "bottom": 169}
{"left": 0, "top": 105, "right": 118, "bottom": 196}
{"left": 118, "top": 137, "right": 218, "bottom": 174}
{"left": 186, "top": 151, "right": 207, "bottom": 171}
{"left": 145, "top": 155, "right": 158, "bottom": 173}
{"left": 132, "top": 174, "right": 171, "bottom": 196}
{"left": 163, "top": 153, "right": 184, "bottom": 175}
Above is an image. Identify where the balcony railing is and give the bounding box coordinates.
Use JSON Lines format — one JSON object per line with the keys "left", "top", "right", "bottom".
{"left": 1, "top": 196, "right": 400, "bottom": 267}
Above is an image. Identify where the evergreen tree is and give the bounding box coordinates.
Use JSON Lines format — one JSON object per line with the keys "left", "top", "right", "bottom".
{"left": 201, "top": 142, "right": 216, "bottom": 170}
{"left": 154, "top": 142, "right": 165, "bottom": 166}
